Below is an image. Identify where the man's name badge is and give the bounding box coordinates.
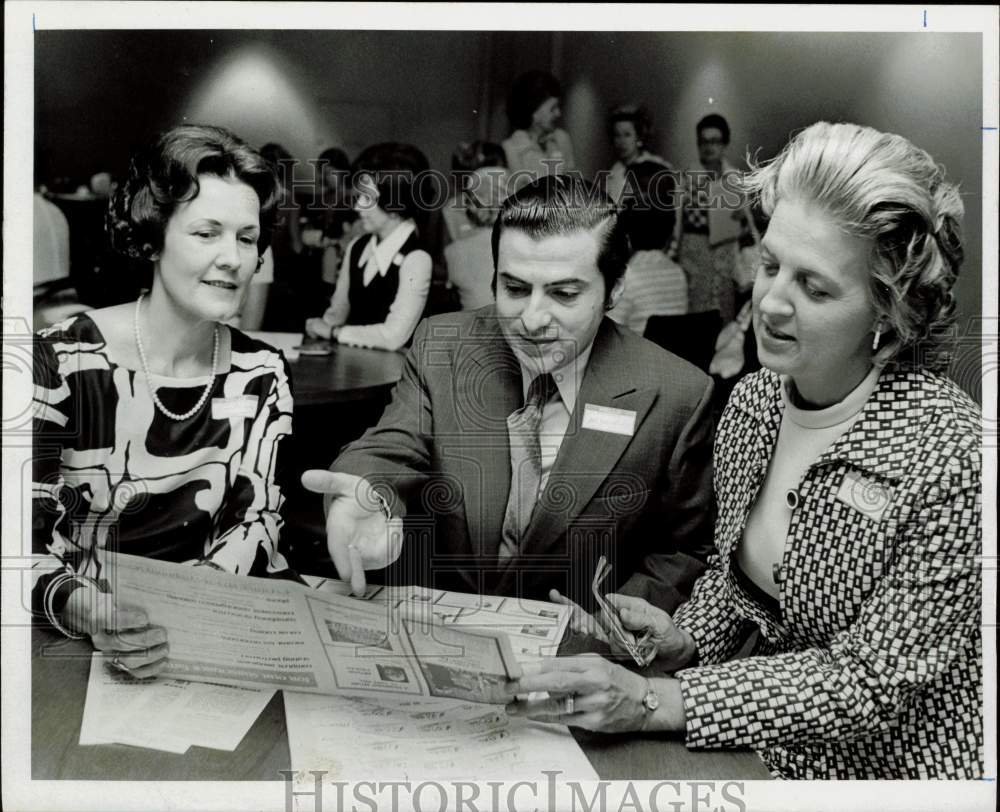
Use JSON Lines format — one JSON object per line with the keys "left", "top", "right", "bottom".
{"left": 211, "top": 395, "right": 258, "bottom": 420}
{"left": 581, "top": 404, "right": 637, "bottom": 436}
{"left": 836, "top": 470, "right": 892, "bottom": 522}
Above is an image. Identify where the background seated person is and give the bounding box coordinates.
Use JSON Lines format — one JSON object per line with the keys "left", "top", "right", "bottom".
{"left": 303, "top": 174, "right": 716, "bottom": 614}
{"left": 300, "top": 146, "right": 363, "bottom": 299}
{"left": 502, "top": 70, "right": 576, "bottom": 191}
{"left": 443, "top": 141, "right": 510, "bottom": 311}
{"left": 33, "top": 124, "right": 295, "bottom": 677}
{"left": 607, "top": 160, "right": 688, "bottom": 335}
{"left": 258, "top": 142, "right": 306, "bottom": 331}
{"left": 604, "top": 104, "right": 671, "bottom": 203}
{"left": 504, "top": 122, "right": 982, "bottom": 780}
{"left": 33, "top": 190, "right": 86, "bottom": 330}
{"left": 304, "top": 142, "right": 432, "bottom": 351}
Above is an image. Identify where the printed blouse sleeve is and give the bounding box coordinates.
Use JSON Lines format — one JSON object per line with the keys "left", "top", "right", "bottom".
{"left": 31, "top": 327, "right": 101, "bottom": 619}
{"left": 203, "top": 349, "right": 294, "bottom": 575}
{"left": 676, "top": 445, "right": 982, "bottom": 750}
{"left": 672, "top": 554, "right": 755, "bottom": 667}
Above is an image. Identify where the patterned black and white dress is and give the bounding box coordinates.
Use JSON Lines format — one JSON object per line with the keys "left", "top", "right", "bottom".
{"left": 32, "top": 314, "right": 294, "bottom": 602}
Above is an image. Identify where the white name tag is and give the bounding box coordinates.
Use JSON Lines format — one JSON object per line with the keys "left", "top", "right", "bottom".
{"left": 581, "top": 404, "right": 637, "bottom": 436}
{"left": 211, "top": 395, "right": 258, "bottom": 421}
{"left": 836, "top": 470, "right": 892, "bottom": 522}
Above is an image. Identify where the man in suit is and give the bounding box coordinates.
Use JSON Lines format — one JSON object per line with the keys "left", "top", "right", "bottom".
{"left": 303, "top": 175, "right": 715, "bottom": 613}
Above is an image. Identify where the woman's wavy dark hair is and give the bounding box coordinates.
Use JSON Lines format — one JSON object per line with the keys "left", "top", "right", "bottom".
{"left": 741, "top": 121, "right": 964, "bottom": 372}
{"left": 107, "top": 124, "right": 281, "bottom": 264}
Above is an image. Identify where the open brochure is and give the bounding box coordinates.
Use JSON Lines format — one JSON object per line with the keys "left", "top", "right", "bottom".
{"left": 104, "top": 554, "right": 568, "bottom": 704}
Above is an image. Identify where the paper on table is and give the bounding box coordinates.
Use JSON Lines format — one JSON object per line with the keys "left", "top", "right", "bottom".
{"left": 283, "top": 690, "right": 598, "bottom": 783}
{"left": 80, "top": 654, "right": 190, "bottom": 753}
{"left": 79, "top": 653, "right": 275, "bottom": 753}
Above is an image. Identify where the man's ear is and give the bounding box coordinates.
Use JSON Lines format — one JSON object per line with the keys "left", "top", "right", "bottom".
{"left": 607, "top": 276, "right": 626, "bottom": 310}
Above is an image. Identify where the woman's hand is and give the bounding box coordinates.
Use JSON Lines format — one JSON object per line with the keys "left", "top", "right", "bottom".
{"left": 605, "top": 594, "right": 696, "bottom": 671}
{"left": 62, "top": 584, "right": 169, "bottom": 679}
{"left": 504, "top": 655, "right": 648, "bottom": 733}
{"left": 304, "top": 317, "right": 333, "bottom": 340}
{"left": 548, "top": 589, "right": 609, "bottom": 644}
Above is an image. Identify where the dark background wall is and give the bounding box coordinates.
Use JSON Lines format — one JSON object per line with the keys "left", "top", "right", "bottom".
{"left": 35, "top": 29, "right": 984, "bottom": 396}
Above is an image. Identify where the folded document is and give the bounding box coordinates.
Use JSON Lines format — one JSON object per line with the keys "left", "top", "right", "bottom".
{"left": 79, "top": 653, "right": 275, "bottom": 753}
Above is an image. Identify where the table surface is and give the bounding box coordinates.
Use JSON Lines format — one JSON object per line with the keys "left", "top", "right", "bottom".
{"left": 31, "top": 626, "right": 770, "bottom": 782}
{"left": 287, "top": 343, "right": 404, "bottom": 407}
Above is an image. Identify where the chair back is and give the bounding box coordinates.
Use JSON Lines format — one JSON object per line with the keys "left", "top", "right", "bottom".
{"left": 643, "top": 312, "right": 723, "bottom": 373}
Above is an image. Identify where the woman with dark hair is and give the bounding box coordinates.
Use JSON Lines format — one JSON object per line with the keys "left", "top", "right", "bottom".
{"left": 501, "top": 70, "right": 575, "bottom": 189}
{"left": 301, "top": 146, "right": 362, "bottom": 307}
{"left": 304, "top": 146, "right": 358, "bottom": 253}
{"left": 304, "top": 142, "right": 432, "bottom": 350}
{"left": 443, "top": 140, "right": 509, "bottom": 243}
{"left": 258, "top": 142, "right": 307, "bottom": 330}
{"left": 672, "top": 113, "right": 754, "bottom": 334}
{"left": 259, "top": 141, "right": 304, "bottom": 264}
{"left": 506, "top": 122, "right": 982, "bottom": 779}
{"left": 604, "top": 105, "right": 670, "bottom": 202}
{"left": 33, "top": 124, "right": 295, "bottom": 676}
{"left": 443, "top": 141, "right": 510, "bottom": 309}
{"left": 606, "top": 160, "right": 687, "bottom": 334}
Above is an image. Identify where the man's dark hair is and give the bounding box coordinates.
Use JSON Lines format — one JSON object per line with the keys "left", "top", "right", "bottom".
{"left": 490, "top": 174, "right": 629, "bottom": 305}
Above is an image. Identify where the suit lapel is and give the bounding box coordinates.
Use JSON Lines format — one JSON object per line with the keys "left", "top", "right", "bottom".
{"left": 519, "top": 320, "right": 657, "bottom": 559}
{"left": 451, "top": 310, "right": 522, "bottom": 561}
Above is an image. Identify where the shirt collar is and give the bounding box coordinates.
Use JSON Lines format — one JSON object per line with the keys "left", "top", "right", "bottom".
{"left": 360, "top": 219, "right": 417, "bottom": 278}
{"left": 518, "top": 340, "right": 594, "bottom": 414}
{"left": 780, "top": 365, "right": 881, "bottom": 430}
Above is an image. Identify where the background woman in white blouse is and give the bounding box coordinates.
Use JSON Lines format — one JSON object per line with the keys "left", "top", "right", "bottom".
{"left": 304, "top": 142, "right": 432, "bottom": 351}
{"left": 501, "top": 70, "right": 576, "bottom": 191}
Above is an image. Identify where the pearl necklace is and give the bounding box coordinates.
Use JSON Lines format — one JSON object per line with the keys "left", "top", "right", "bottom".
{"left": 133, "top": 293, "right": 219, "bottom": 421}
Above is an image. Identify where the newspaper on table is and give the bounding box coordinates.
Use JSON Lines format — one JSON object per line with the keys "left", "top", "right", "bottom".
{"left": 79, "top": 653, "right": 275, "bottom": 753}
{"left": 284, "top": 582, "right": 594, "bottom": 782}
{"left": 105, "top": 553, "right": 568, "bottom": 704}
{"left": 283, "top": 690, "right": 599, "bottom": 783}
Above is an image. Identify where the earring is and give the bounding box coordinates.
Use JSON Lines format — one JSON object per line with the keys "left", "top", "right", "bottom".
{"left": 872, "top": 325, "right": 882, "bottom": 351}
{"left": 255, "top": 256, "right": 264, "bottom": 274}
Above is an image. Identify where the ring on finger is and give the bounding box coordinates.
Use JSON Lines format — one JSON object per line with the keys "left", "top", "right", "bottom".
{"left": 564, "top": 694, "right": 575, "bottom": 715}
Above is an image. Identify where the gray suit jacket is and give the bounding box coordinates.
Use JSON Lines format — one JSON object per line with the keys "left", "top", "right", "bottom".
{"left": 332, "top": 306, "right": 716, "bottom": 612}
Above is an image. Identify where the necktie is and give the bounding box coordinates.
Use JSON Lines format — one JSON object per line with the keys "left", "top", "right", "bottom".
{"left": 499, "top": 373, "right": 556, "bottom": 560}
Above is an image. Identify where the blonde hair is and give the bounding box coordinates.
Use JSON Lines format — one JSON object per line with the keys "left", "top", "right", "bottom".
{"left": 742, "top": 121, "right": 963, "bottom": 370}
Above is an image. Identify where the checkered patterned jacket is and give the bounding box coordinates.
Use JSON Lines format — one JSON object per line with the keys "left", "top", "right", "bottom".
{"left": 673, "top": 365, "right": 983, "bottom": 779}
